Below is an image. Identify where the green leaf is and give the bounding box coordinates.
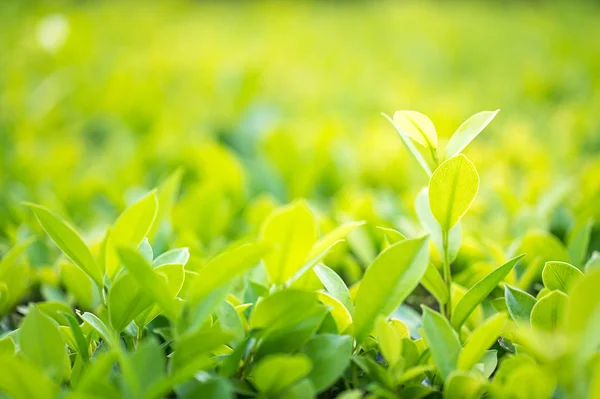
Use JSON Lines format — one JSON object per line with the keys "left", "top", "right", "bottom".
{"left": 317, "top": 291, "right": 352, "bottom": 333}
{"left": 308, "top": 221, "right": 365, "bottom": 259}
{"left": 250, "top": 289, "right": 322, "bottom": 334}
{"left": 567, "top": 219, "right": 592, "bottom": 267}
{"left": 187, "top": 243, "right": 265, "bottom": 306}
{"left": 153, "top": 247, "right": 190, "bottom": 267}
{"left": 421, "top": 306, "right": 461, "bottom": 381}
{"left": 376, "top": 317, "right": 402, "bottom": 367}
{"left": 422, "top": 262, "right": 449, "bottom": 305}
{"left": 353, "top": 236, "right": 430, "bottom": 343}
{"left": 171, "top": 325, "right": 233, "bottom": 373}
{"left": 60, "top": 262, "right": 96, "bottom": 309}
{"left": 445, "top": 110, "right": 499, "bottom": 159}
{"left": 0, "top": 355, "right": 59, "bottom": 399}
{"left": 0, "top": 336, "right": 16, "bottom": 356}
{"left": 260, "top": 200, "right": 317, "bottom": 284}
{"left": 444, "top": 370, "right": 487, "bottom": 399}
{"left": 106, "top": 190, "right": 159, "bottom": 278}
{"left": 584, "top": 251, "right": 600, "bottom": 273}
{"left": 178, "top": 375, "right": 233, "bottom": 399}
{"left": 108, "top": 271, "right": 153, "bottom": 332}
{"left": 25, "top": 203, "right": 102, "bottom": 287}
{"left": 80, "top": 312, "right": 118, "bottom": 348}
{"left": 117, "top": 246, "right": 178, "bottom": 320}
{"left": 314, "top": 263, "right": 353, "bottom": 315}
{"left": 281, "top": 379, "right": 316, "bottom": 399}
{"left": 530, "top": 290, "right": 568, "bottom": 331}
{"left": 301, "top": 334, "right": 352, "bottom": 392}
{"left": 123, "top": 338, "right": 165, "bottom": 398}
{"left": 505, "top": 285, "right": 537, "bottom": 324}
{"left": 20, "top": 305, "right": 69, "bottom": 381}
{"left": 383, "top": 113, "right": 432, "bottom": 176}
{"left": 252, "top": 354, "right": 312, "bottom": 396}
{"left": 60, "top": 311, "right": 90, "bottom": 364}
{"left": 429, "top": 154, "right": 479, "bottom": 232}
{"left": 393, "top": 110, "right": 438, "bottom": 149}
{"left": 566, "top": 269, "right": 600, "bottom": 334}
{"left": 541, "top": 261, "right": 583, "bottom": 293}
{"left": 457, "top": 313, "right": 507, "bottom": 371}
{"left": 451, "top": 254, "right": 524, "bottom": 330}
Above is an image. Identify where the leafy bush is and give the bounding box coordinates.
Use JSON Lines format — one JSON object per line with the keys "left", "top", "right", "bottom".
{"left": 1, "top": 108, "right": 598, "bottom": 399}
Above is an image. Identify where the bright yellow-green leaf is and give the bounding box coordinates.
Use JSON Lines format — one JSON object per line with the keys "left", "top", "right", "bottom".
{"left": 187, "top": 242, "right": 265, "bottom": 306}
{"left": 250, "top": 290, "right": 322, "bottom": 334}
{"left": 421, "top": 306, "right": 461, "bottom": 381}
{"left": 541, "top": 261, "right": 583, "bottom": 293}
{"left": 376, "top": 317, "right": 401, "bottom": 367}
{"left": 317, "top": 291, "right": 352, "bottom": 333}
{"left": 445, "top": 110, "right": 499, "bottom": 159}
{"left": 444, "top": 370, "right": 487, "bottom": 399}
{"left": 252, "top": 354, "right": 312, "bottom": 395}
{"left": 60, "top": 262, "right": 96, "bottom": 309}
{"left": 20, "top": 305, "right": 69, "bottom": 381}
{"left": 393, "top": 110, "right": 438, "bottom": 149}
{"left": 505, "top": 285, "right": 537, "bottom": 324}
{"left": 565, "top": 269, "right": 600, "bottom": 334}
{"left": 135, "top": 263, "right": 186, "bottom": 328}
{"left": 106, "top": 190, "right": 159, "bottom": 279}
{"left": 458, "top": 313, "right": 507, "bottom": 371}
{"left": 452, "top": 255, "right": 524, "bottom": 330}
{"left": 308, "top": 221, "right": 365, "bottom": 259}
{"left": 260, "top": 200, "right": 317, "bottom": 284}
{"left": 314, "top": 263, "right": 354, "bottom": 316}
{"left": 530, "top": 290, "right": 568, "bottom": 331}
{"left": 429, "top": 155, "right": 479, "bottom": 232}
{"left": 25, "top": 204, "right": 103, "bottom": 287}
{"left": 353, "top": 236, "right": 430, "bottom": 343}
{"left": 0, "top": 336, "right": 16, "bottom": 355}
{"left": 0, "top": 354, "right": 59, "bottom": 399}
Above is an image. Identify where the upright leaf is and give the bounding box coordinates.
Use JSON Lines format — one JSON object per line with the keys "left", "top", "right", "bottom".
{"left": 458, "top": 313, "right": 507, "bottom": 371}
{"left": 383, "top": 113, "right": 432, "bottom": 176}
{"left": 20, "top": 305, "right": 69, "bottom": 381}
{"left": 353, "top": 236, "right": 430, "bottom": 342}
{"left": 106, "top": 190, "right": 159, "bottom": 278}
{"left": 308, "top": 221, "right": 365, "bottom": 259}
{"left": 314, "top": 263, "right": 353, "bottom": 315}
{"left": 421, "top": 306, "right": 461, "bottom": 381}
{"left": 26, "top": 204, "right": 102, "bottom": 287}
{"left": 0, "top": 355, "right": 58, "bottom": 399}
{"left": 567, "top": 220, "right": 592, "bottom": 267}
{"left": 260, "top": 200, "right": 317, "bottom": 284}
{"left": 429, "top": 154, "right": 479, "bottom": 232}
{"left": 393, "top": 110, "right": 438, "bottom": 149}
{"left": 452, "top": 255, "right": 524, "bottom": 330}
{"left": 445, "top": 110, "right": 499, "bottom": 159}
{"left": 187, "top": 243, "right": 265, "bottom": 306}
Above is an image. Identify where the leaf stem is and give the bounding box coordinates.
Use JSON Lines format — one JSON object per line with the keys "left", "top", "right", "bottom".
{"left": 442, "top": 229, "right": 452, "bottom": 320}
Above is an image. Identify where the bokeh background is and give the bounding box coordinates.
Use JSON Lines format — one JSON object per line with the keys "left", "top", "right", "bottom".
{"left": 1, "top": 1, "right": 600, "bottom": 276}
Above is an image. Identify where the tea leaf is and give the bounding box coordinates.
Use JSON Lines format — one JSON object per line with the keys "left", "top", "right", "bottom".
{"left": 458, "top": 313, "right": 507, "bottom": 371}
{"left": 567, "top": 220, "right": 592, "bottom": 267}
{"left": 316, "top": 291, "right": 352, "bottom": 333}
{"left": 353, "top": 236, "right": 430, "bottom": 342}
{"left": 530, "top": 290, "right": 568, "bottom": 331}
{"left": 106, "top": 190, "right": 159, "bottom": 278}
{"left": 0, "top": 355, "right": 59, "bottom": 399}
{"left": 444, "top": 370, "right": 487, "bottom": 399}
{"left": 429, "top": 154, "right": 479, "bottom": 232}
{"left": 314, "top": 263, "right": 354, "bottom": 315}
{"left": 252, "top": 354, "right": 312, "bottom": 396}
{"left": 20, "top": 305, "right": 69, "bottom": 381}
{"left": 541, "top": 261, "right": 583, "bottom": 293}
{"left": 421, "top": 306, "right": 461, "bottom": 381}
{"left": 301, "top": 334, "right": 352, "bottom": 392}
{"left": 445, "top": 110, "right": 499, "bottom": 159}
{"left": 452, "top": 254, "right": 524, "bottom": 330}
{"left": 383, "top": 112, "right": 432, "bottom": 176}
{"left": 80, "top": 312, "right": 118, "bottom": 348}
{"left": 505, "top": 285, "right": 537, "bottom": 324}
{"left": 308, "top": 221, "right": 365, "bottom": 259}
{"left": 25, "top": 203, "right": 103, "bottom": 287}
{"left": 260, "top": 200, "right": 317, "bottom": 284}
{"left": 393, "top": 110, "right": 438, "bottom": 149}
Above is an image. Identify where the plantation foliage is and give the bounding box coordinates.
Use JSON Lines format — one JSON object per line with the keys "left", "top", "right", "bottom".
{"left": 2, "top": 2, "right": 600, "bottom": 399}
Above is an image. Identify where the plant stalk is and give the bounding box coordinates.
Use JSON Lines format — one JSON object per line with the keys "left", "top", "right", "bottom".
{"left": 442, "top": 229, "right": 452, "bottom": 320}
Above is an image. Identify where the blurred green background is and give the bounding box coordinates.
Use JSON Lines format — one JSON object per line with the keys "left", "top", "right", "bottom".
{"left": 1, "top": 0, "right": 600, "bottom": 260}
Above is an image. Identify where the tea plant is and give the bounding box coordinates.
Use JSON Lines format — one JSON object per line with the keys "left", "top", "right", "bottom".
{"left": 0, "top": 109, "right": 598, "bottom": 399}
